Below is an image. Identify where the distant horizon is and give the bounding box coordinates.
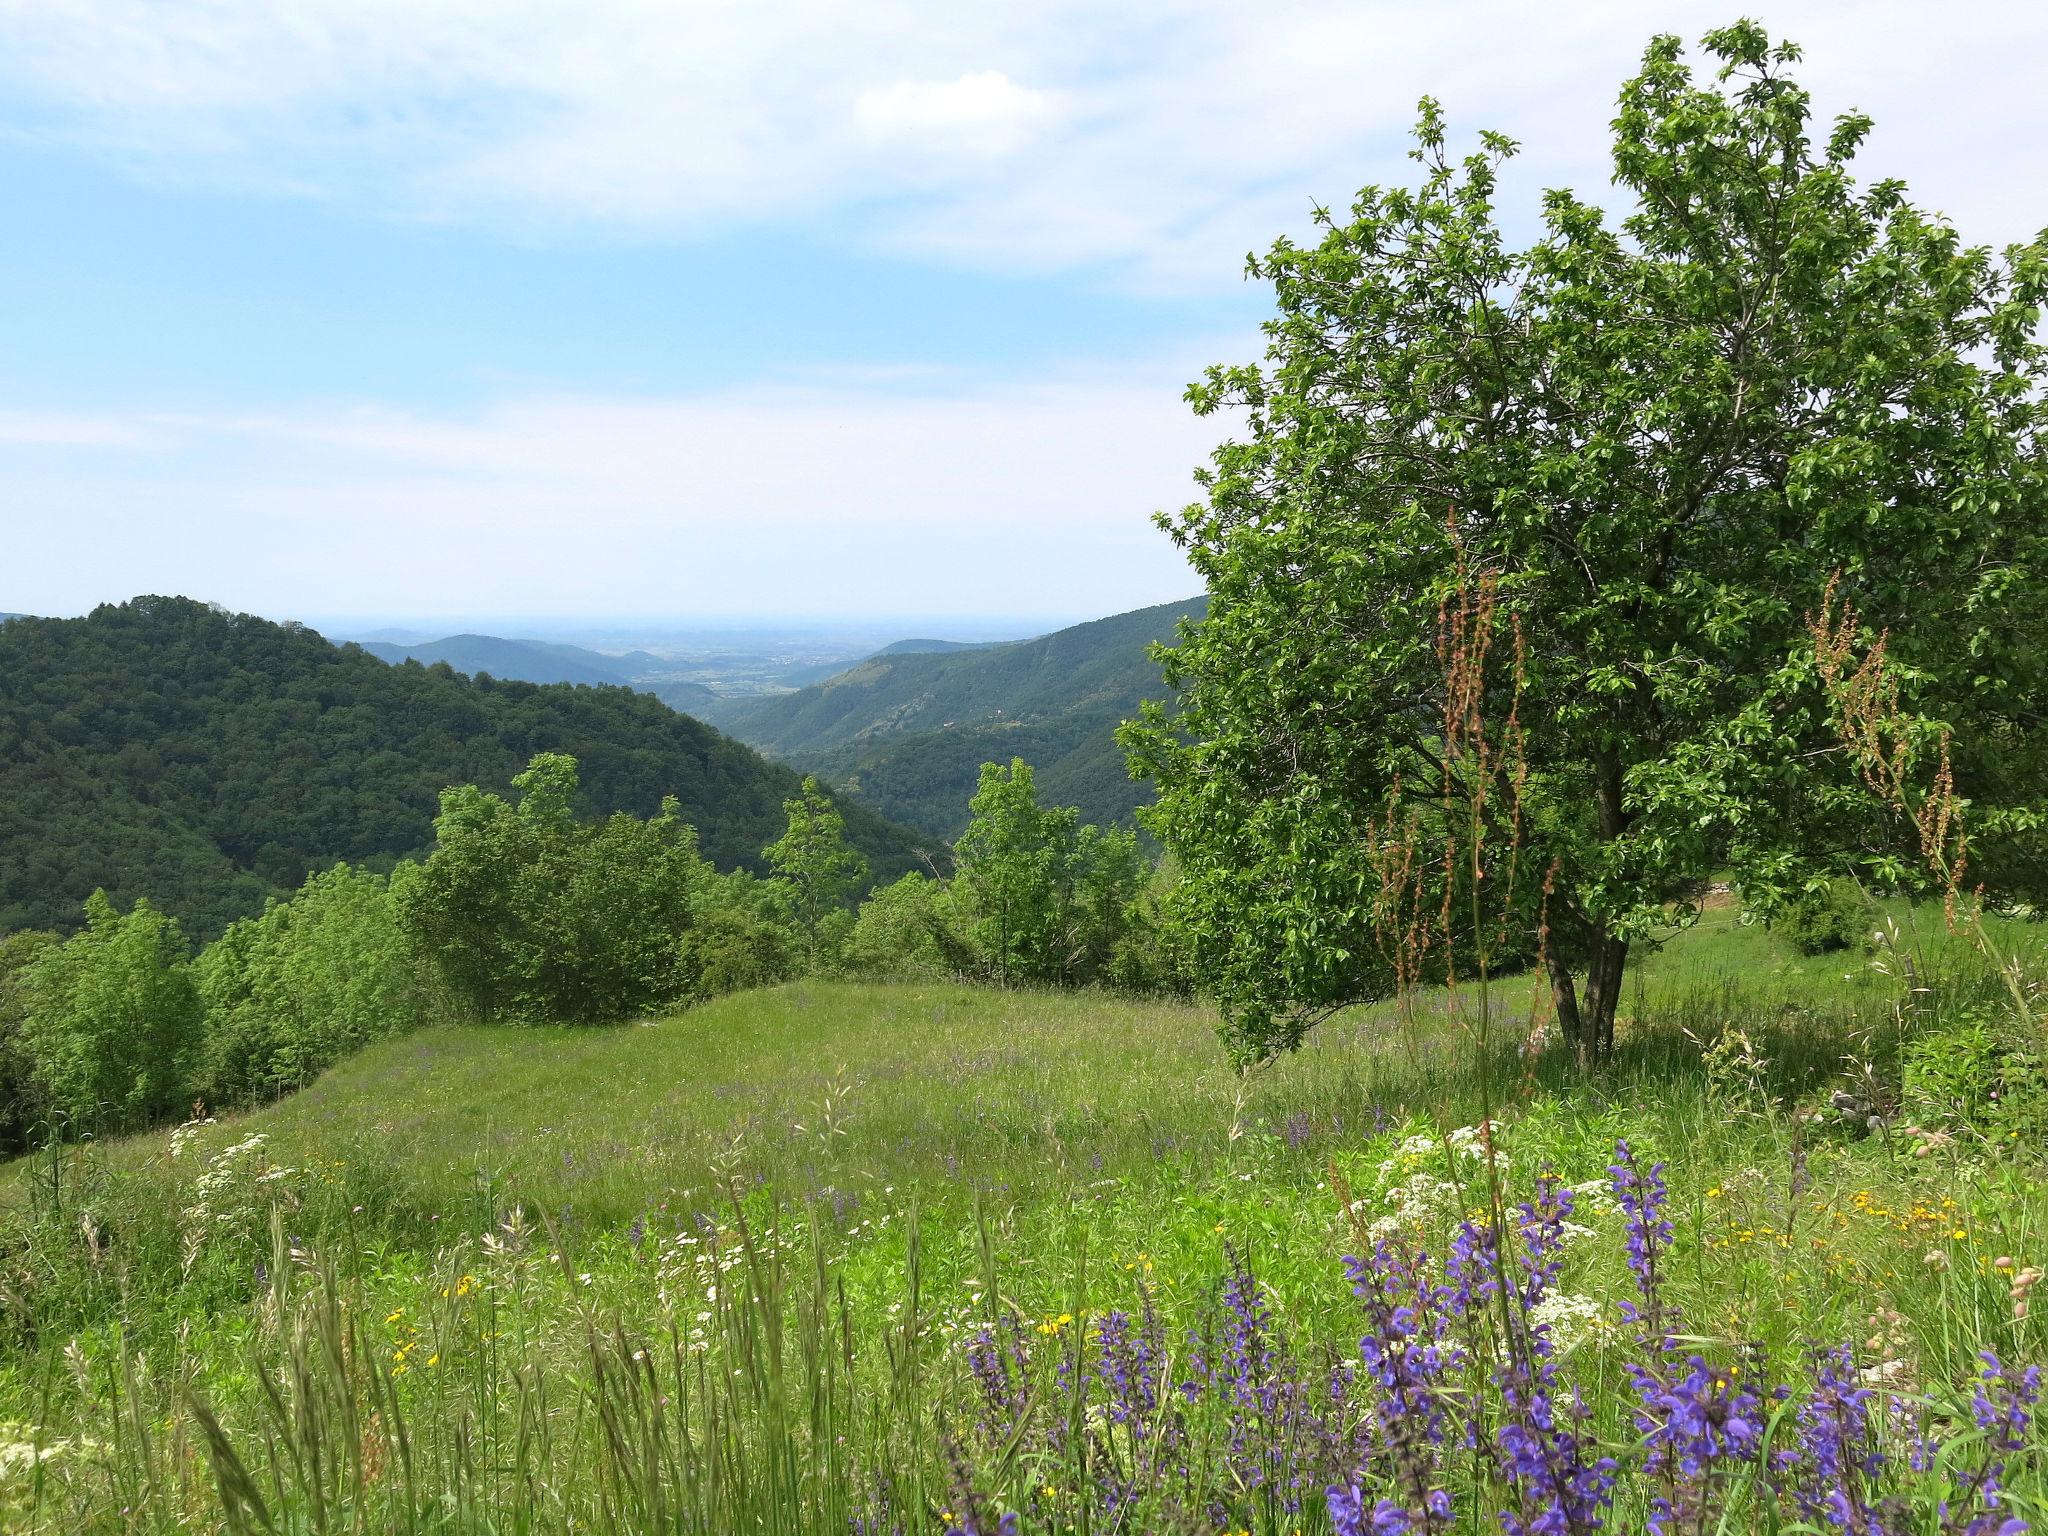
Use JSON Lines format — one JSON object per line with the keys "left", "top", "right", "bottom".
{"left": 1, "top": 592, "right": 1197, "bottom": 643}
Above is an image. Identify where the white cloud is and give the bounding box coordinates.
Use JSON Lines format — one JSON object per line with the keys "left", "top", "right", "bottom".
{"left": 856, "top": 71, "right": 1053, "bottom": 155}
{"left": 0, "top": 356, "right": 1234, "bottom": 620}
{"left": 1, "top": 2, "right": 2043, "bottom": 289}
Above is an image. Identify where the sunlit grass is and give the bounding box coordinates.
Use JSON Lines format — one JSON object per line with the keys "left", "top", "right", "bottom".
{"left": 2, "top": 905, "right": 2041, "bottom": 1531}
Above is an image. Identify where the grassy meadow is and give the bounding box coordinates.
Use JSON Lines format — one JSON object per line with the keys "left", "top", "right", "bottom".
{"left": 2, "top": 898, "right": 2043, "bottom": 1532}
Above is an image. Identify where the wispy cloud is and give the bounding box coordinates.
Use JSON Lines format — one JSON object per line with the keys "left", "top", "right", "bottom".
{"left": 0, "top": 410, "right": 170, "bottom": 449}
{"left": 1, "top": 355, "right": 1235, "bottom": 619}
{"left": 2, "top": 2, "right": 2042, "bottom": 290}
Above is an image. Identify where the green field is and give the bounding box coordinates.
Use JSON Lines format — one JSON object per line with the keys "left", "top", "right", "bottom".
{"left": 3, "top": 903, "right": 2043, "bottom": 1531}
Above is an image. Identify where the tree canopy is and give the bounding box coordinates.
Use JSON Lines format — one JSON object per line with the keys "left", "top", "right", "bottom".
{"left": 1126, "top": 23, "right": 2048, "bottom": 1066}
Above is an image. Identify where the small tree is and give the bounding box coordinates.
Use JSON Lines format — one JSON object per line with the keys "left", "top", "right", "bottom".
{"left": 953, "top": 759, "right": 1152, "bottom": 987}
{"left": 21, "top": 890, "right": 204, "bottom": 1129}
{"left": 1126, "top": 23, "right": 2048, "bottom": 1067}
{"left": 765, "top": 776, "right": 869, "bottom": 969}
{"left": 954, "top": 759, "right": 1073, "bottom": 987}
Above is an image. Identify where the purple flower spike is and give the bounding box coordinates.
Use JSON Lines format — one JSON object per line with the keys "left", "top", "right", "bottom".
{"left": 1608, "top": 1140, "right": 1673, "bottom": 1340}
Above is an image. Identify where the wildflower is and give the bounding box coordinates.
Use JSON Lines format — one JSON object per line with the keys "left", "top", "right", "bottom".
{"left": 1608, "top": 1140, "right": 1673, "bottom": 1341}
{"left": 1953, "top": 1352, "right": 2042, "bottom": 1536}
{"left": 1788, "top": 1345, "right": 1882, "bottom": 1532}
{"left": 1329, "top": 1240, "right": 1459, "bottom": 1533}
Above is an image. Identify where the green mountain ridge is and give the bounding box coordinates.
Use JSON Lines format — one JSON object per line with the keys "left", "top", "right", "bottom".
{"left": 699, "top": 597, "right": 1204, "bottom": 837}
{"left": 0, "top": 598, "right": 928, "bottom": 938}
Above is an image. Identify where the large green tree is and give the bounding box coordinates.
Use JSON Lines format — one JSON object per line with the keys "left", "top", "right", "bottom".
{"left": 1126, "top": 24, "right": 2047, "bottom": 1067}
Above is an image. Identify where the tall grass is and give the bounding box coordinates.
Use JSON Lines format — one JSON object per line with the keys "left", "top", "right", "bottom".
{"left": 2, "top": 907, "right": 2043, "bottom": 1531}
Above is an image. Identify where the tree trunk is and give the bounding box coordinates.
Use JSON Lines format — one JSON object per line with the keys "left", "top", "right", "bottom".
{"left": 1582, "top": 926, "right": 1629, "bottom": 1063}
{"left": 1544, "top": 931, "right": 1628, "bottom": 1069}
{"left": 1543, "top": 947, "right": 1586, "bottom": 1062}
{"left": 1579, "top": 745, "right": 1632, "bottom": 1062}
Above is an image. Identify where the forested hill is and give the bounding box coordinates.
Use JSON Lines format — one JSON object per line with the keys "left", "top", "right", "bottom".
{"left": 0, "top": 597, "right": 929, "bottom": 937}
{"left": 698, "top": 597, "right": 1204, "bottom": 837}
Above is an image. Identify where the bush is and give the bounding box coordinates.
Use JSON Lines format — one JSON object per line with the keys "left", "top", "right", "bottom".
{"left": 1775, "top": 881, "right": 1871, "bottom": 955}
{"left": 196, "top": 864, "right": 431, "bottom": 1105}
{"left": 1901, "top": 1008, "right": 2048, "bottom": 1144}
{"left": 395, "top": 753, "right": 712, "bottom": 1022}
{"left": 20, "top": 890, "right": 204, "bottom": 1130}
{"left": 840, "top": 873, "right": 973, "bottom": 981}
{"left": 681, "top": 874, "right": 799, "bottom": 998}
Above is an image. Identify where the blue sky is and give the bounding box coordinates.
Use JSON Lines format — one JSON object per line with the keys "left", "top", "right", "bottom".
{"left": 3, "top": 1, "right": 2044, "bottom": 625}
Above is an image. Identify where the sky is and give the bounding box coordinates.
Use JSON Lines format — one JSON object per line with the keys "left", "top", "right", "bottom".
{"left": 3, "top": 2, "right": 2045, "bottom": 628}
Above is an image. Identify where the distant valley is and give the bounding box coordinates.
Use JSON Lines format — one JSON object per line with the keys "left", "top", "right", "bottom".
{"left": 352, "top": 632, "right": 721, "bottom": 710}
{"left": 698, "top": 597, "right": 1204, "bottom": 838}
{"left": 342, "top": 627, "right": 1030, "bottom": 714}
{"left": 336, "top": 598, "right": 1204, "bottom": 842}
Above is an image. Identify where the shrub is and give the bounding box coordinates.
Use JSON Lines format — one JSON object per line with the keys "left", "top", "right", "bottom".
{"left": 0, "top": 931, "right": 59, "bottom": 1154}
{"left": 839, "top": 873, "right": 973, "bottom": 981}
{"left": 681, "top": 875, "right": 799, "bottom": 998}
{"left": 20, "top": 890, "right": 204, "bottom": 1130}
{"left": 395, "top": 753, "right": 712, "bottom": 1022}
{"left": 1775, "top": 880, "right": 1871, "bottom": 955}
{"left": 1901, "top": 1008, "right": 2048, "bottom": 1144}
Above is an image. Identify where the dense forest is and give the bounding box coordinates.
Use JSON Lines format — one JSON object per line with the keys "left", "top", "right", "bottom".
{"left": 0, "top": 597, "right": 929, "bottom": 937}
{"left": 702, "top": 597, "right": 1202, "bottom": 835}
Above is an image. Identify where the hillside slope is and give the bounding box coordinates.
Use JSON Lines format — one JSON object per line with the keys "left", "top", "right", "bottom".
{"left": 0, "top": 598, "right": 928, "bottom": 937}
{"left": 700, "top": 597, "right": 1203, "bottom": 836}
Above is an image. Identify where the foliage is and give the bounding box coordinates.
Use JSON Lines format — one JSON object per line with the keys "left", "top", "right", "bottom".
{"left": 194, "top": 863, "right": 430, "bottom": 1106}
{"left": 765, "top": 775, "right": 869, "bottom": 967}
{"left": 0, "top": 931, "right": 58, "bottom": 1155}
{"left": 0, "top": 596, "right": 927, "bottom": 938}
{"left": 395, "top": 753, "right": 713, "bottom": 1023}
{"left": 954, "top": 758, "right": 1148, "bottom": 987}
{"left": 1103, "top": 858, "right": 1199, "bottom": 998}
{"left": 708, "top": 597, "right": 1201, "bottom": 838}
{"left": 1775, "top": 879, "right": 1873, "bottom": 956}
{"left": 18, "top": 890, "right": 203, "bottom": 1130}
{"left": 839, "top": 872, "right": 972, "bottom": 981}
{"left": 1902, "top": 1008, "right": 2048, "bottom": 1145}
{"left": 1127, "top": 23, "right": 2048, "bottom": 1068}
{"left": 679, "top": 870, "right": 802, "bottom": 999}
